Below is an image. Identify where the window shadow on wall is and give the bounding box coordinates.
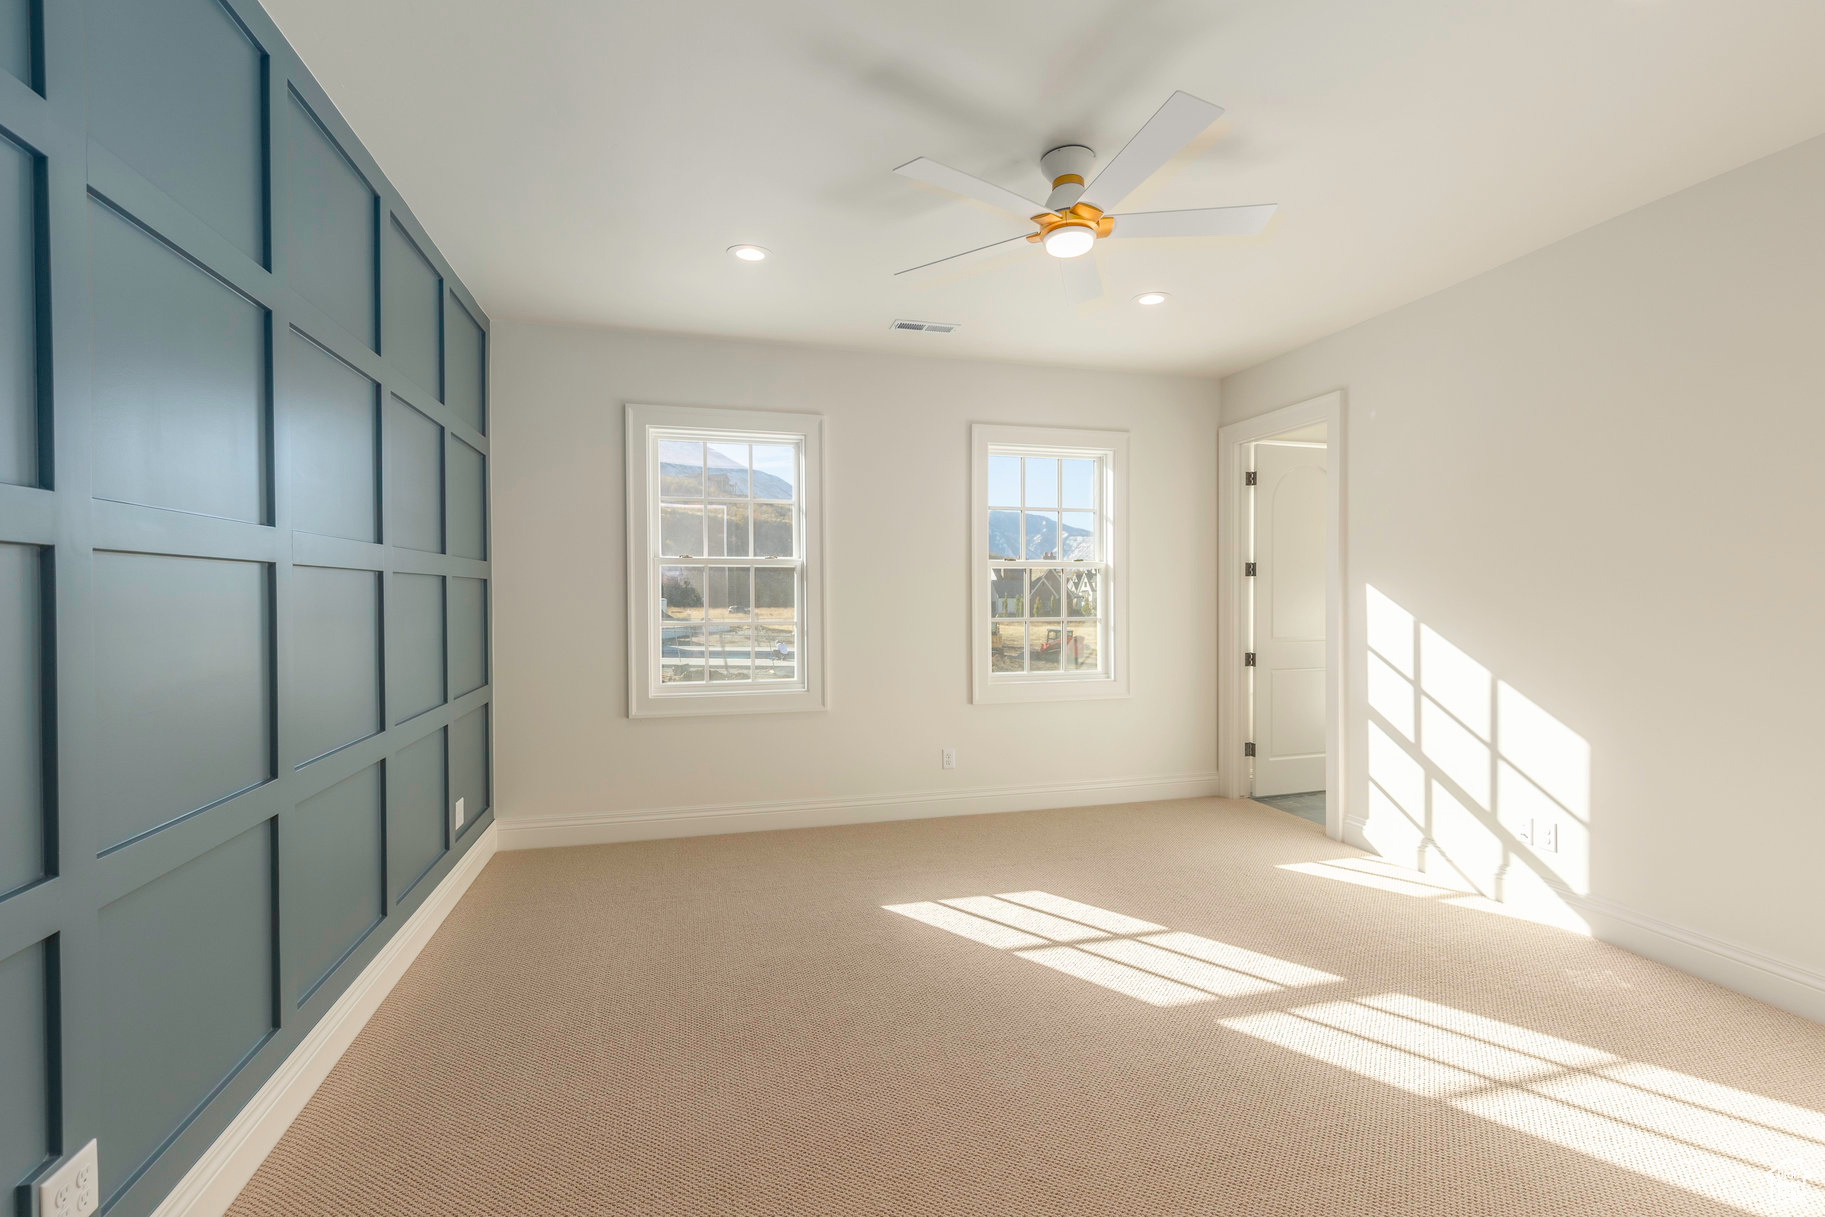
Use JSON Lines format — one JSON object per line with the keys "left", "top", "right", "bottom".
{"left": 1359, "top": 583, "right": 1592, "bottom": 930}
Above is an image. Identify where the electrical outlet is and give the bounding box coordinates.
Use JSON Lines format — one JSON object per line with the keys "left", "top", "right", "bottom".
{"left": 1541, "top": 822, "right": 1558, "bottom": 853}
{"left": 453, "top": 796, "right": 465, "bottom": 832}
{"left": 940, "top": 748, "right": 956, "bottom": 770}
{"left": 37, "top": 1140, "right": 99, "bottom": 1217}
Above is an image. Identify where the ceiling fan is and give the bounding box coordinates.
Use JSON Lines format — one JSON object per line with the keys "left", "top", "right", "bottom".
{"left": 892, "top": 91, "right": 1275, "bottom": 301}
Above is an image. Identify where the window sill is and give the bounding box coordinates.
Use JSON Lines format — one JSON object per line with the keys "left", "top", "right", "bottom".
{"left": 973, "top": 675, "right": 1130, "bottom": 705}
{"left": 630, "top": 686, "right": 827, "bottom": 718}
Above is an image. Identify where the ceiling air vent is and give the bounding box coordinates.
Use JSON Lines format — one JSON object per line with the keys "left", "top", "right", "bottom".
{"left": 890, "top": 319, "right": 960, "bottom": 334}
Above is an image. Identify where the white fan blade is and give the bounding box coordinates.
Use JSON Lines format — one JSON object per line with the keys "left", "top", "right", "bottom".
{"left": 1083, "top": 91, "right": 1225, "bottom": 212}
{"left": 894, "top": 157, "right": 1047, "bottom": 218}
{"left": 1059, "top": 250, "right": 1102, "bottom": 304}
{"left": 895, "top": 233, "right": 1029, "bottom": 276}
{"left": 1110, "top": 203, "right": 1278, "bottom": 239}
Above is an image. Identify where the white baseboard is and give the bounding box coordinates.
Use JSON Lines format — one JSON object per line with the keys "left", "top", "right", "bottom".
{"left": 150, "top": 823, "right": 499, "bottom": 1217}
{"left": 496, "top": 772, "right": 1225, "bottom": 850}
{"left": 1341, "top": 814, "right": 1373, "bottom": 852}
{"left": 1558, "top": 888, "right": 1825, "bottom": 1027}
{"left": 1353, "top": 818, "right": 1825, "bottom": 1026}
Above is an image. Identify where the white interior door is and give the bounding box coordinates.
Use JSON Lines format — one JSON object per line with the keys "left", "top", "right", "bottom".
{"left": 1251, "top": 441, "right": 1327, "bottom": 796}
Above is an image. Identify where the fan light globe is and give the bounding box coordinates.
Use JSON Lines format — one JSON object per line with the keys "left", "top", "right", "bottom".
{"left": 1041, "top": 225, "right": 1096, "bottom": 259}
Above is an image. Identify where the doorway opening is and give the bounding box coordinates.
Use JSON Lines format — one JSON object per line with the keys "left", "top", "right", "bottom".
{"left": 1217, "top": 392, "right": 1347, "bottom": 841}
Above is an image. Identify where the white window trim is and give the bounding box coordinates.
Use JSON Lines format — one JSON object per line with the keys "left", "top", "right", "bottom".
{"left": 971, "top": 423, "right": 1130, "bottom": 704}
{"left": 625, "top": 403, "right": 827, "bottom": 717}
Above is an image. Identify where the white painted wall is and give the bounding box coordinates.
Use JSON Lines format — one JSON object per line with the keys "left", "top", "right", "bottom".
{"left": 491, "top": 325, "right": 1222, "bottom": 842}
{"left": 1220, "top": 135, "right": 1825, "bottom": 1017}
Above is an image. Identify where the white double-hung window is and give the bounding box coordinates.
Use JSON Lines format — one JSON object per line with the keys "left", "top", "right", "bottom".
{"left": 626, "top": 404, "right": 825, "bottom": 716}
{"left": 971, "top": 424, "right": 1128, "bottom": 703}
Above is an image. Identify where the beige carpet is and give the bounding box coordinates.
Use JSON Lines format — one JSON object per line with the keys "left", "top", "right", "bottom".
{"left": 229, "top": 798, "right": 1825, "bottom": 1216}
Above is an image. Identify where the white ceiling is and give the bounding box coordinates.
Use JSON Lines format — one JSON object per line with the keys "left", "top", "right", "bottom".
{"left": 262, "top": 0, "right": 1825, "bottom": 378}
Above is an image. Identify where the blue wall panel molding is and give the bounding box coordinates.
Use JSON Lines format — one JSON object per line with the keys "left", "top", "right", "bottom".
{"left": 0, "top": 0, "right": 492, "bottom": 1213}
{"left": 0, "top": 130, "right": 39, "bottom": 489}
{"left": 0, "top": 0, "right": 36, "bottom": 93}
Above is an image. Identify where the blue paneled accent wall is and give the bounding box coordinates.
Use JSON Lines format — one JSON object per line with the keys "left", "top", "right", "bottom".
{"left": 0, "top": 1, "right": 493, "bottom": 1213}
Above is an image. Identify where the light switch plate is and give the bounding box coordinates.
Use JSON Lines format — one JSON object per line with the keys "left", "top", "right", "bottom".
{"left": 37, "top": 1140, "right": 99, "bottom": 1217}
{"left": 453, "top": 796, "right": 465, "bottom": 832}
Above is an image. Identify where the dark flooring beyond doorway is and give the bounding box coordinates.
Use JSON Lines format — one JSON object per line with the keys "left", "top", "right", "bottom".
{"left": 1252, "top": 789, "right": 1326, "bottom": 826}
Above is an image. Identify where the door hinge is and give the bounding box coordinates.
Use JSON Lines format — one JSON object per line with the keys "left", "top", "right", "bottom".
{"left": 1245, "top": 470, "right": 1257, "bottom": 486}
{"left": 1244, "top": 742, "right": 1256, "bottom": 757}
{"left": 1244, "top": 652, "right": 1256, "bottom": 666}
{"left": 1244, "top": 561, "right": 1256, "bottom": 577}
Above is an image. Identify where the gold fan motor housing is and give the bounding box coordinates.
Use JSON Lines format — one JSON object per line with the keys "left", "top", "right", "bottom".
{"left": 1026, "top": 180, "right": 1116, "bottom": 245}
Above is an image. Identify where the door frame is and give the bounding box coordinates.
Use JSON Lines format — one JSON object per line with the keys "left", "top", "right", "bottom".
{"left": 1217, "top": 391, "right": 1348, "bottom": 840}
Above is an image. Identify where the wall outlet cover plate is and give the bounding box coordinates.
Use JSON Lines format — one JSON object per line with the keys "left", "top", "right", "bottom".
{"left": 38, "top": 1139, "right": 100, "bottom": 1216}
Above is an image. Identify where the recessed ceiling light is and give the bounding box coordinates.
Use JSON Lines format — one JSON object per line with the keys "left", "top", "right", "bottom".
{"left": 1134, "top": 291, "right": 1170, "bottom": 306}
{"left": 728, "top": 244, "right": 769, "bottom": 262}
